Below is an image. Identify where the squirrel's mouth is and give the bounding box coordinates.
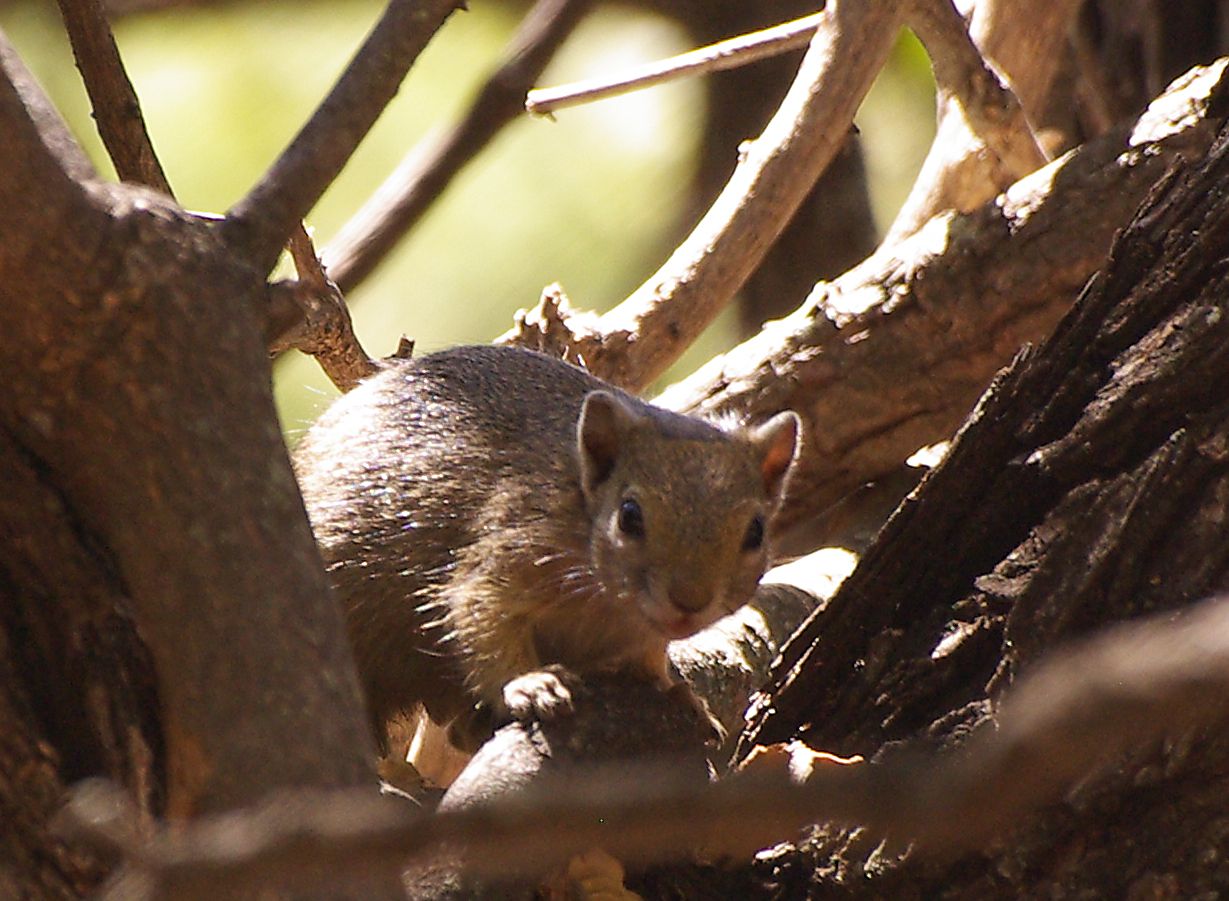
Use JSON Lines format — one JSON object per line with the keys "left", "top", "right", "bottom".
{"left": 654, "top": 611, "right": 704, "bottom": 641}
{"left": 632, "top": 578, "right": 715, "bottom": 641}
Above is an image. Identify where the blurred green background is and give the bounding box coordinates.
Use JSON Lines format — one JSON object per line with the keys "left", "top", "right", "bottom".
{"left": 0, "top": 0, "right": 934, "bottom": 439}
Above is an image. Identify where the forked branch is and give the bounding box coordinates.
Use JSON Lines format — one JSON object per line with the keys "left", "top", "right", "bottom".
{"left": 269, "top": 225, "right": 381, "bottom": 392}
{"left": 908, "top": 0, "right": 1047, "bottom": 179}
{"left": 503, "top": 0, "right": 1048, "bottom": 394}
{"left": 886, "top": 0, "right": 1082, "bottom": 241}
{"left": 502, "top": 0, "right": 906, "bottom": 392}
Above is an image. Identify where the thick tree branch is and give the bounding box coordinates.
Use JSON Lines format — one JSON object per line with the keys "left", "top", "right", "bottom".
{"left": 323, "top": 0, "right": 591, "bottom": 294}
{"left": 0, "top": 33, "right": 106, "bottom": 317}
{"left": 1, "top": 30, "right": 389, "bottom": 842}
{"left": 59, "top": 593, "right": 1229, "bottom": 896}
{"left": 0, "top": 33, "right": 98, "bottom": 194}
{"left": 737, "top": 107, "right": 1229, "bottom": 891}
{"left": 221, "top": 0, "right": 461, "bottom": 275}
{"left": 56, "top": 0, "right": 173, "bottom": 193}
{"left": 657, "top": 58, "right": 1229, "bottom": 555}
{"left": 502, "top": 0, "right": 905, "bottom": 393}
{"left": 907, "top": 0, "right": 1047, "bottom": 180}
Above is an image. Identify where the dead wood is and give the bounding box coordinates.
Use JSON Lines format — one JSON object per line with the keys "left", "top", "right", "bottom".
{"left": 741, "top": 99, "right": 1229, "bottom": 898}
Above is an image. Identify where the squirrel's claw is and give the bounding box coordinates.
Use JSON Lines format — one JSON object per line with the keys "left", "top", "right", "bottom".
{"left": 503, "top": 665, "right": 578, "bottom": 723}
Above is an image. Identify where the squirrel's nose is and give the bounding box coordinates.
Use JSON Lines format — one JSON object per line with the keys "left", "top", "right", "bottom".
{"left": 668, "top": 583, "right": 714, "bottom": 615}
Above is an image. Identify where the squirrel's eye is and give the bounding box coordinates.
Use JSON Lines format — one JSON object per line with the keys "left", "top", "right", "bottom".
{"left": 743, "top": 514, "right": 765, "bottom": 551}
{"left": 617, "top": 498, "right": 645, "bottom": 538}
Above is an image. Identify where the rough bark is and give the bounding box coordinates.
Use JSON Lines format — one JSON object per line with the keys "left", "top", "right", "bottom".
{"left": 0, "top": 421, "right": 164, "bottom": 897}
{"left": 0, "top": 30, "right": 397, "bottom": 899}
{"left": 739, "top": 106, "right": 1229, "bottom": 898}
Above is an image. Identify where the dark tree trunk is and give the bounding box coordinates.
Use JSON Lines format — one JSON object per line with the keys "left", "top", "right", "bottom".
{"left": 740, "top": 118, "right": 1229, "bottom": 896}
{"left": 0, "top": 425, "right": 163, "bottom": 897}
{"left": 0, "top": 35, "right": 398, "bottom": 899}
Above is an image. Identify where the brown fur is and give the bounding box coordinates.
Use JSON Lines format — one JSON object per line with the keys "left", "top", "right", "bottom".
{"left": 294, "top": 345, "right": 798, "bottom": 749}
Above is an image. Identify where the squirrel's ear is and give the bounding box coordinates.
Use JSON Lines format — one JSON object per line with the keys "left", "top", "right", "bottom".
{"left": 578, "top": 391, "right": 639, "bottom": 492}
{"left": 751, "top": 411, "right": 800, "bottom": 498}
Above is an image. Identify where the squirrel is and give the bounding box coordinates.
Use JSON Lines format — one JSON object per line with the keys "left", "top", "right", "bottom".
{"left": 293, "top": 344, "right": 800, "bottom": 753}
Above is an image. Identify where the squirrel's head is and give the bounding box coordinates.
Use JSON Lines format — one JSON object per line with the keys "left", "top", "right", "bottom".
{"left": 576, "top": 390, "right": 799, "bottom": 642}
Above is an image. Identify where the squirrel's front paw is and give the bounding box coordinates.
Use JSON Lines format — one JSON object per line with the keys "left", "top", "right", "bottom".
{"left": 503, "top": 665, "right": 578, "bottom": 723}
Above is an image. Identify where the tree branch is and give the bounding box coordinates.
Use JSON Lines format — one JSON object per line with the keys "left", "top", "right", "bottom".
{"left": 221, "top": 0, "right": 462, "bottom": 275}
{"left": 268, "top": 224, "right": 382, "bottom": 392}
{"left": 0, "top": 32, "right": 102, "bottom": 286}
{"left": 656, "top": 58, "right": 1229, "bottom": 555}
{"left": 886, "top": 0, "right": 1083, "bottom": 242}
{"left": 323, "top": 0, "right": 591, "bottom": 294}
{"left": 736, "top": 107, "right": 1229, "bottom": 889}
{"left": 907, "top": 0, "right": 1047, "bottom": 180}
{"left": 524, "top": 9, "right": 825, "bottom": 116}
{"left": 1, "top": 31, "right": 389, "bottom": 835}
{"left": 0, "top": 32, "right": 98, "bottom": 185}
{"left": 55, "top": 0, "right": 173, "bottom": 194}
{"left": 501, "top": 0, "right": 906, "bottom": 393}
{"left": 58, "top": 593, "right": 1229, "bottom": 896}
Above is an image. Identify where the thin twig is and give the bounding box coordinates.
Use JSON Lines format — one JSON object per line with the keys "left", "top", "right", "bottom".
{"left": 269, "top": 225, "right": 380, "bottom": 392}
{"left": 55, "top": 0, "right": 172, "bottom": 193}
{"left": 324, "top": 0, "right": 591, "bottom": 294}
{"left": 502, "top": 0, "right": 906, "bottom": 392}
{"left": 58, "top": 594, "right": 1229, "bottom": 897}
{"left": 222, "top": 0, "right": 461, "bottom": 276}
{"left": 525, "top": 9, "right": 824, "bottom": 116}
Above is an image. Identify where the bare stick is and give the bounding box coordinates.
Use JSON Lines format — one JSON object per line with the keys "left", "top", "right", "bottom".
{"left": 221, "top": 0, "right": 461, "bottom": 276}
{"left": 59, "top": 594, "right": 1229, "bottom": 897}
{"left": 525, "top": 9, "right": 824, "bottom": 116}
{"left": 56, "top": 0, "right": 173, "bottom": 194}
{"left": 268, "top": 225, "right": 380, "bottom": 392}
{"left": 502, "top": 0, "right": 906, "bottom": 393}
{"left": 324, "top": 0, "right": 591, "bottom": 294}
